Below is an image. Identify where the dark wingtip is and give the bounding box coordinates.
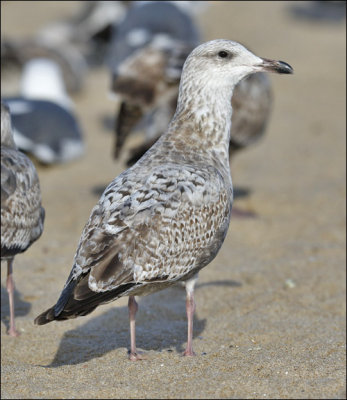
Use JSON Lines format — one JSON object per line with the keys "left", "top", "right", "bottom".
{"left": 34, "top": 306, "right": 56, "bottom": 325}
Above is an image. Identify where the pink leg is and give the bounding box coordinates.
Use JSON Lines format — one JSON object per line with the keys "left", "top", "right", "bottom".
{"left": 128, "top": 295, "right": 144, "bottom": 361}
{"left": 183, "top": 276, "right": 198, "bottom": 356}
{"left": 6, "top": 259, "right": 20, "bottom": 337}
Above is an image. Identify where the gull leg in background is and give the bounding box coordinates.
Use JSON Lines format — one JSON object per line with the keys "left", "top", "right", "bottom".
{"left": 6, "top": 258, "right": 20, "bottom": 337}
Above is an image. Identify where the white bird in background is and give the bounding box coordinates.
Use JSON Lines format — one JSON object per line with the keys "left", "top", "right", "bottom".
{"left": 35, "top": 39, "right": 292, "bottom": 360}
{"left": 4, "top": 58, "right": 85, "bottom": 165}
{"left": 20, "top": 58, "right": 73, "bottom": 110}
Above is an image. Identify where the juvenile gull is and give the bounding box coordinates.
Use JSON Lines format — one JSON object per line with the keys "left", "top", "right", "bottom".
{"left": 35, "top": 39, "right": 293, "bottom": 359}
{"left": 1, "top": 102, "right": 45, "bottom": 336}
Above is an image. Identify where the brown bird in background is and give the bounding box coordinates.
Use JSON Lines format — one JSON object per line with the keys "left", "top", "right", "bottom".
{"left": 107, "top": 1, "right": 202, "bottom": 161}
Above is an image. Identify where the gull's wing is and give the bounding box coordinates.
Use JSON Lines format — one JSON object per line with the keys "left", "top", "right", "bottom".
{"left": 35, "top": 163, "right": 231, "bottom": 323}
{"left": 1, "top": 147, "right": 45, "bottom": 258}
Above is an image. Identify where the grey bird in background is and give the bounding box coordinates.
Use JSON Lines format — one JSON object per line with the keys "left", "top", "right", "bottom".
{"left": 35, "top": 1, "right": 129, "bottom": 67}
{"left": 1, "top": 37, "right": 87, "bottom": 96}
{"left": 289, "top": 1, "right": 346, "bottom": 23}
{"left": 1, "top": 2, "right": 128, "bottom": 96}
{"left": 108, "top": 2, "right": 272, "bottom": 167}
{"left": 1, "top": 102, "right": 45, "bottom": 336}
{"left": 4, "top": 58, "right": 84, "bottom": 165}
{"left": 35, "top": 40, "right": 292, "bottom": 360}
{"left": 228, "top": 72, "right": 272, "bottom": 157}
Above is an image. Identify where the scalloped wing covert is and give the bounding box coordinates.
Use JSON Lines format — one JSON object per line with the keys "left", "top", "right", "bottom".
{"left": 69, "top": 163, "right": 232, "bottom": 294}
{"left": 1, "top": 147, "right": 45, "bottom": 257}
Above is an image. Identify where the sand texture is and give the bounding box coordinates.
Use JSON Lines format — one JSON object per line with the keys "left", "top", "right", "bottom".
{"left": 1, "top": 2, "right": 346, "bottom": 399}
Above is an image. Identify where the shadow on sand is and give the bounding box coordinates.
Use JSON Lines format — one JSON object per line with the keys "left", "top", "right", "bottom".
{"left": 46, "top": 279, "right": 240, "bottom": 367}
{"left": 1, "top": 285, "right": 32, "bottom": 332}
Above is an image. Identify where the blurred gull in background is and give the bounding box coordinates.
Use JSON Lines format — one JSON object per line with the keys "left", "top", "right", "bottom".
{"left": 1, "top": 2, "right": 128, "bottom": 96}
{"left": 36, "top": 1, "right": 129, "bottom": 66}
{"left": 1, "top": 36, "right": 87, "bottom": 96}
{"left": 289, "top": 0, "right": 346, "bottom": 23}
{"left": 228, "top": 72, "right": 272, "bottom": 157}
{"left": 107, "top": 0, "right": 203, "bottom": 159}
{"left": 20, "top": 58, "right": 73, "bottom": 109}
{"left": 3, "top": 58, "right": 84, "bottom": 165}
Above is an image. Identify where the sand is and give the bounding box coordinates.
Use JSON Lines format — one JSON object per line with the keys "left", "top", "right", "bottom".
{"left": 1, "top": 2, "right": 346, "bottom": 399}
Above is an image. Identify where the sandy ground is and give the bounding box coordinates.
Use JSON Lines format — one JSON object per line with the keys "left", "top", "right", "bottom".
{"left": 1, "top": 1, "right": 346, "bottom": 399}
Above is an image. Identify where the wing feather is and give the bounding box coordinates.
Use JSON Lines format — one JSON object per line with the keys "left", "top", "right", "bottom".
{"left": 36, "top": 162, "right": 231, "bottom": 323}
{"left": 72, "top": 163, "right": 230, "bottom": 290}
{"left": 1, "top": 148, "right": 45, "bottom": 257}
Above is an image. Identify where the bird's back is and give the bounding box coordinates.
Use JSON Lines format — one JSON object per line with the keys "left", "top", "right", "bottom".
{"left": 1, "top": 145, "right": 45, "bottom": 259}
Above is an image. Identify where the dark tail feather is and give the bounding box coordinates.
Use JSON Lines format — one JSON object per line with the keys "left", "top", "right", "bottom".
{"left": 34, "top": 277, "right": 137, "bottom": 325}
{"left": 34, "top": 277, "right": 78, "bottom": 325}
{"left": 113, "top": 101, "right": 143, "bottom": 159}
{"left": 34, "top": 306, "right": 57, "bottom": 325}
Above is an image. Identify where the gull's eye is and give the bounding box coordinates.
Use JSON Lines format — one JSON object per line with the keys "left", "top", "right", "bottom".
{"left": 218, "top": 50, "right": 230, "bottom": 59}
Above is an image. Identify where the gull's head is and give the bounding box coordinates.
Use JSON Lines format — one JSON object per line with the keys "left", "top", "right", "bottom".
{"left": 181, "top": 39, "right": 293, "bottom": 90}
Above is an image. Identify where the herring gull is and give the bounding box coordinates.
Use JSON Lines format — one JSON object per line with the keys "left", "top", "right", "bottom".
{"left": 35, "top": 39, "right": 293, "bottom": 359}
{"left": 1, "top": 102, "right": 45, "bottom": 336}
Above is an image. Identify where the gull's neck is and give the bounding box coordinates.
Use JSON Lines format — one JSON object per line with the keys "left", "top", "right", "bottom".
{"left": 162, "top": 77, "right": 234, "bottom": 169}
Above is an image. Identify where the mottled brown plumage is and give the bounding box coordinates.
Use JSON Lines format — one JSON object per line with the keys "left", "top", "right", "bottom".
{"left": 111, "top": 44, "right": 191, "bottom": 159}
{"left": 35, "top": 40, "right": 292, "bottom": 359}
{"left": 124, "top": 72, "right": 273, "bottom": 166}
{"left": 108, "top": 0, "right": 201, "bottom": 161}
{"left": 1, "top": 102, "right": 45, "bottom": 336}
{"left": 112, "top": 50, "right": 273, "bottom": 166}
